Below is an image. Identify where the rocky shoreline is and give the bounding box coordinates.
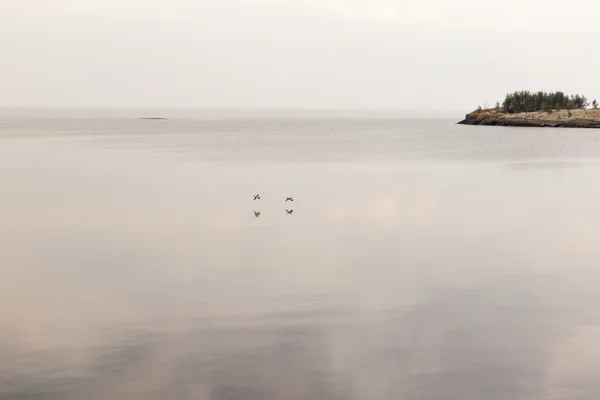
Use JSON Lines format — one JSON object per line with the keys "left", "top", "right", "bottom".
{"left": 458, "top": 109, "right": 600, "bottom": 128}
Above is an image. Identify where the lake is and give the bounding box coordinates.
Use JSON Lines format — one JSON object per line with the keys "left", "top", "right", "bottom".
{"left": 2, "top": 113, "right": 600, "bottom": 399}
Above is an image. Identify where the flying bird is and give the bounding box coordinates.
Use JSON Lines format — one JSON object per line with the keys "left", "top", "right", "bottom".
{"left": 286, "top": 209, "right": 294, "bottom": 214}
{"left": 285, "top": 197, "right": 294, "bottom": 202}
{"left": 254, "top": 211, "right": 261, "bottom": 217}
{"left": 254, "top": 194, "right": 261, "bottom": 200}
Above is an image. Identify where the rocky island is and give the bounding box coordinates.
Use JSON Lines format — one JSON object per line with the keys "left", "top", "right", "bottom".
{"left": 459, "top": 91, "right": 600, "bottom": 128}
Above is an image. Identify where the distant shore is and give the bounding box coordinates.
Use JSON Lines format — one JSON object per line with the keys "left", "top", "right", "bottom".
{"left": 458, "top": 108, "right": 600, "bottom": 128}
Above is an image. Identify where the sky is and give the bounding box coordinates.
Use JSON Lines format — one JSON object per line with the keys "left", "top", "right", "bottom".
{"left": 1, "top": 0, "right": 599, "bottom": 110}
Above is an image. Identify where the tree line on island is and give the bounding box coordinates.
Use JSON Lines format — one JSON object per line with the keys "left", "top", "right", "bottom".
{"left": 478, "top": 91, "right": 599, "bottom": 114}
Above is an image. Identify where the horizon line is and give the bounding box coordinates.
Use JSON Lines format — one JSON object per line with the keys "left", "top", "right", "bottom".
{"left": 0, "top": 106, "right": 467, "bottom": 111}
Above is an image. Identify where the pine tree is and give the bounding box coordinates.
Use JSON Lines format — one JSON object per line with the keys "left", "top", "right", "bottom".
{"left": 566, "top": 100, "right": 574, "bottom": 110}
{"left": 536, "top": 92, "right": 544, "bottom": 110}
{"left": 524, "top": 97, "right": 533, "bottom": 112}
{"left": 593, "top": 99, "right": 598, "bottom": 109}
{"left": 495, "top": 101, "right": 501, "bottom": 111}
{"left": 581, "top": 96, "right": 590, "bottom": 109}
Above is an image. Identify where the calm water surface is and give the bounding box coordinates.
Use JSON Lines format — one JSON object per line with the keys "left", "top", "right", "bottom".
{"left": 2, "top": 116, "right": 600, "bottom": 399}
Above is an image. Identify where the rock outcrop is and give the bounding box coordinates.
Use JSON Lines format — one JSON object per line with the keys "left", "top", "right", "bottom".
{"left": 458, "top": 109, "right": 600, "bottom": 128}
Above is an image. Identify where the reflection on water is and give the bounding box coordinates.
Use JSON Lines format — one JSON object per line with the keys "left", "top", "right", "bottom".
{"left": 2, "top": 118, "right": 600, "bottom": 399}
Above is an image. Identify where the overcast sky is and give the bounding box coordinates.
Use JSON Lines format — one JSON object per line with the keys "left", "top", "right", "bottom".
{"left": 1, "top": 0, "right": 599, "bottom": 110}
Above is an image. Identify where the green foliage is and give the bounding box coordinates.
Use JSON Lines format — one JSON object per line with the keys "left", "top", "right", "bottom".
{"left": 580, "top": 96, "right": 590, "bottom": 108}
{"left": 500, "top": 91, "right": 593, "bottom": 114}
{"left": 543, "top": 102, "right": 552, "bottom": 113}
{"left": 593, "top": 99, "right": 598, "bottom": 109}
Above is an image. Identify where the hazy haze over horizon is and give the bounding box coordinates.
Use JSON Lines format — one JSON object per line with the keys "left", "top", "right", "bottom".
{"left": 2, "top": 0, "right": 599, "bottom": 110}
